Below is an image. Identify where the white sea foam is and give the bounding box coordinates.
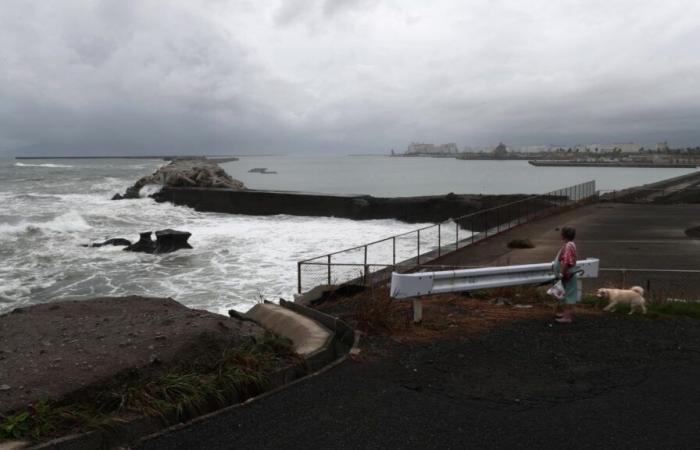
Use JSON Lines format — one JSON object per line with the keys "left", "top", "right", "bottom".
{"left": 0, "top": 211, "right": 92, "bottom": 235}
{"left": 139, "top": 184, "right": 163, "bottom": 197}
{"left": 0, "top": 183, "right": 426, "bottom": 315}
{"left": 15, "top": 162, "right": 74, "bottom": 168}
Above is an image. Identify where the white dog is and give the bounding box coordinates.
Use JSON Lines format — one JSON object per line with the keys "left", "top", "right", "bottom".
{"left": 596, "top": 286, "right": 647, "bottom": 315}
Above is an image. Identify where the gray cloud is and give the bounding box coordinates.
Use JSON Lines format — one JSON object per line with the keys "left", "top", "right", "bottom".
{"left": 1, "top": 0, "right": 699, "bottom": 156}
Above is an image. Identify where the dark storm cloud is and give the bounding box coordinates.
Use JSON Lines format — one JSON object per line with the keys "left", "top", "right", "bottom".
{"left": 1, "top": 0, "right": 699, "bottom": 156}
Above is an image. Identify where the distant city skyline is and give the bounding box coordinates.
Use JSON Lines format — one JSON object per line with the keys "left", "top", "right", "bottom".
{"left": 2, "top": 1, "right": 700, "bottom": 156}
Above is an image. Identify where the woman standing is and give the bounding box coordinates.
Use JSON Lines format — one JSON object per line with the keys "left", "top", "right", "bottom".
{"left": 554, "top": 226, "right": 578, "bottom": 323}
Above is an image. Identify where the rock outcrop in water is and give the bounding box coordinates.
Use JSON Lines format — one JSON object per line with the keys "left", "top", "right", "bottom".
{"left": 153, "top": 229, "right": 193, "bottom": 253}
{"left": 85, "top": 230, "right": 193, "bottom": 254}
{"left": 113, "top": 158, "right": 246, "bottom": 200}
{"left": 82, "top": 238, "right": 132, "bottom": 248}
{"left": 123, "top": 229, "right": 193, "bottom": 254}
{"left": 124, "top": 232, "right": 157, "bottom": 253}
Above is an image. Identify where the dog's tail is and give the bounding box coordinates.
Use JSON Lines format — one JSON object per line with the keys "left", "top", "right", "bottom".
{"left": 630, "top": 286, "right": 644, "bottom": 296}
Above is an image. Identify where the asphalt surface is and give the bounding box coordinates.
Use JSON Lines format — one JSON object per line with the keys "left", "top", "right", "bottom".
{"left": 138, "top": 313, "right": 700, "bottom": 450}
{"left": 434, "top": 202, "right": 700, "bottom": 297}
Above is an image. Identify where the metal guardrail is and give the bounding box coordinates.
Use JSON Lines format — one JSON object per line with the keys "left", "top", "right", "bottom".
{"left": 389, "top": 259, "right": 600, "bottom": 322}
{"left": 390, "top": 258, "right": 600, "bottom": 299}
{"left": 297, "top": 181, "right": 597, "bottom": 294}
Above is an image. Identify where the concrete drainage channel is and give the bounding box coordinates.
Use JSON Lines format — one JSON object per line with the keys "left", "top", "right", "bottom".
{"left": 18, "top": 302, "right": 357, "bottom": 450}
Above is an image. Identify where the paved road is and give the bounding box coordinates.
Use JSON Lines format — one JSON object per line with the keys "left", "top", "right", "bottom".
{"left": 138, "top": 313, "right": 700, "bottom": 450}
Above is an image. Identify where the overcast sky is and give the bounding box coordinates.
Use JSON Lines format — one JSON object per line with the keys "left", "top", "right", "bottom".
{"left": 1, "top": 0, "right": 699, "bottom": 156}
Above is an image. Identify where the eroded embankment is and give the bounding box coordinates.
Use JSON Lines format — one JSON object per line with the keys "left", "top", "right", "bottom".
{"left": 0, "top": 296, "right": 300, "bottom": 444}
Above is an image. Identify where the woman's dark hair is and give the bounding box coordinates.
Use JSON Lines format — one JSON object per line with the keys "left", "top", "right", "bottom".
{"left": 561, "top": 226, "right": 576, "bottom": 241}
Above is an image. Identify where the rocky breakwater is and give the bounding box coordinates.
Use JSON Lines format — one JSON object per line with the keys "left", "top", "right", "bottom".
{"left": 117, "top": 159, "right": 560, "bottom": 227}
{"left": 112, "top": 158, "right": 246, "bottom": 200}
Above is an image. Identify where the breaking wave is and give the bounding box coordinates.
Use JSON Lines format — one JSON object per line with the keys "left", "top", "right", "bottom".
{"left": 15, "top": 162, "right": 74, "bottom": 168}
{"left": 0, "top": 211, "right": 92, "bottom": 235}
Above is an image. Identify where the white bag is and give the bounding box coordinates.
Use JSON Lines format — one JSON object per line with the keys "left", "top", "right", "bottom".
{"left": 547, "top": 280, "right": 565, "bottom": 300}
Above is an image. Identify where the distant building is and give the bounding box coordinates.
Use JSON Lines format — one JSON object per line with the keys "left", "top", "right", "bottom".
{"left": 657, "top": 141, "right": 669, "bottom": 152}
{"left": 405, "top": 142, "right": 459, "bottom": 155}
{"left": 493, "top": 142, "right": 509, "bottom": 158}
{"left": 587, "top": 143, "right": 641, "bottom": 153}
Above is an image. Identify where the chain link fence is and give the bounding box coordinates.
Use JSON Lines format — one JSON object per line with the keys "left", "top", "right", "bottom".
{"left": 298, "top": 181, "right": 597, "bottom": 294}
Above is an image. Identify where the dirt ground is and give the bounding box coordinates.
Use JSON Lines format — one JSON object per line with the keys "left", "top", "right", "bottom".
{"left": 0, "top": 296, "right": 263, "bottom": 414}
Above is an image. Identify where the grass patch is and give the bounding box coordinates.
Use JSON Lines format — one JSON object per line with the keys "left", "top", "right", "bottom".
{"left": 648, "top": 301, "right": 700, "bottom": 319}
{"left": 0, "top": 332, "right": 299, "bottom": 443}
{"left": 469, "top": 285, "right": 549, "bottom": 303}
{"left": 580, "top": 295, "right": 700, "bottom": 320}
{"left": 353, "top": 286, "right": 403, "bottom": 334}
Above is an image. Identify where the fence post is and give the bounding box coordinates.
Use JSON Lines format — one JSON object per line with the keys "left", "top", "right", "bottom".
{"left": 327, "top": 254, "right": 332, "bottom": 286}
{"left": 471, "top": 216, "right": 475, "bottom": 244}
{"left": 455, "top": 222, "right": 459, "bottom": 250}
{"left": 297, "top": 261, "right": 302, "bottom": 294}
{"left": 646, "top": 279, "right": 651, "bottom": 302}
{"left": 438, "top": 223, "right": 442, "bottom": 257}
{"left": 392, "top": 236, "right": 396, "bottom": 268}
{"left": 364, "top": 246, "right": 368, "bottom": 285}
{"left": 417, "top": 230, "right": 421, "bottom": 265}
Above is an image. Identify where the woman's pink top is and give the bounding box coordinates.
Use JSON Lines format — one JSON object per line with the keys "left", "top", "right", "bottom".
{"left": 559, "top": 241, "right": 577, "bottom": 267}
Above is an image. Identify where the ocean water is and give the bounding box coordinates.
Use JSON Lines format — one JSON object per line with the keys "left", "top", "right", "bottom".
{"left": 220, "top": 155, "right": 696, "bottom": 196}
{"left": 0, "top": 156, "right": 694, "bottom": 315}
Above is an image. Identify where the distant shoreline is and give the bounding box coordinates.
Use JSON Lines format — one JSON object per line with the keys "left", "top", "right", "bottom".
{"left": 14, "top": 155, "right": 278, "bottom": 160}
{"left": 528, "top": 160, "right": 697, "bottom": 168}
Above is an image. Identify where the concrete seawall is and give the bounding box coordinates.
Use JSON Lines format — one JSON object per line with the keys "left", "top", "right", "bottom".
{"left": 152, "top": 187, "right": 539, "bottom": 224}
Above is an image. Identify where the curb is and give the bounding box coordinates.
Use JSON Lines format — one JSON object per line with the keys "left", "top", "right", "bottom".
{"left": 25, "top": 303, "right": 357, "bottom": 450}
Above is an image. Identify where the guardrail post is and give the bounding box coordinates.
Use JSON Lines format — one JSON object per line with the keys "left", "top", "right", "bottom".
{"left": 438, "top": 223, "right": 442, "bottom": 257}
{"left": 413, "top": 298, "right": 423, "bottom": 323}
{"left": 297, "top": 262, "right": 302, "bottom": 294}
{"left": 392, "top": 236, "right": 396, "bottom": 268}
{"left": 327, "top": 254, "right": 332, "bottom": 286}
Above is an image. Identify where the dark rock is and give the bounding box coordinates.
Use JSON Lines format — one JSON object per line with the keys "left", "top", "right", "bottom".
{"left": 124, "top": 232, "right": 156, "bottom": 253}
{"left": 507, "top": 238, "right": 535, "bottom": 249}
{"left": 111, "top": 193, "right": 124, "bottom": 200}
{"left": 153, "top": 229, "right": 192, "bottom": 254}
{"left": 248, "top": 167, "right": 277, "bottom": 174}
{"left": 84, "top": 238, "right": 132, "bottom": 248}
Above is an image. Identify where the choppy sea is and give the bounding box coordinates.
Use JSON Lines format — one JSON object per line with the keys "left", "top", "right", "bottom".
{"left": 0, "top": 155, "right": 693, "bottom": 315}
